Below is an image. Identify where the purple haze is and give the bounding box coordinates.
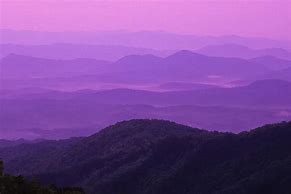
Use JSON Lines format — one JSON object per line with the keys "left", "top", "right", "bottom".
{"left": 0, "top": 0, "right": 291, "bottom": 139}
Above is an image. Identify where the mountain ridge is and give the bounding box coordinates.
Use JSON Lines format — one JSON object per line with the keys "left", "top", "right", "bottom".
{"left": 197, "top": 44, "right": 291, "bottom": 60}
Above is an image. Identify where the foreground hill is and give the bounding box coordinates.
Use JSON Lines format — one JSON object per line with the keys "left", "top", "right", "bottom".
{"left": 1, "top": 120, "right": 291, "bottom": 194}
{"left": 0, "top": 161, "right": 84, "bottom": 194}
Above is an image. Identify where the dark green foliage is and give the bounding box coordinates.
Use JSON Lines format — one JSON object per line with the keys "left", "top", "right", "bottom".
{"left": 1, "top": 119, "right": 291, "bottom": 194}
{"left": 0, "top": 160, "right": 3, "bottom": 176}
{"left": 0, "top": 173, "right": 85, "bottom": 194}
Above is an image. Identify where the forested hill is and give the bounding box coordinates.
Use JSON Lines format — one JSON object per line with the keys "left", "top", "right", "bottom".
{"left": 1, "top": 120, "right": 291, "bottom": 194}
{"left": 0, "top": 161, "right": 84, "bottom": 194}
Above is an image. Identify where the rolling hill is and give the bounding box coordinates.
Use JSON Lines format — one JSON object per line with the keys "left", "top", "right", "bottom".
{"left": 0, "top": 50, "right": 270, "bottom": 87}
{"left": 1, "top": 101, "right": 289, "bottom": 139}
{"left": 1, "top": 79, "right": 290, "bottom": 139}
{"left": 29, "top": 79, "right": 290, "bottom": 107}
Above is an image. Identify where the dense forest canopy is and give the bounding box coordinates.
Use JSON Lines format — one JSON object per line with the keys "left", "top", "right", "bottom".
{"left": 1, "top": 120, "right": 291, "bottom": 194}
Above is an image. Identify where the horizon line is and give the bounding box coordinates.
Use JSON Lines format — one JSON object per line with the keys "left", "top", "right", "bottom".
{"left": 1, "top": 28, "right": 290, "bottom": 42}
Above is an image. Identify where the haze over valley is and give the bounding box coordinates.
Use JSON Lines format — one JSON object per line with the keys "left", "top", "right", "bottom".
{"left": 1, "top": 31, "right": 291, "bottom": 139}
{"left": 0, "top": 1, "right": 291, "bottom": 193}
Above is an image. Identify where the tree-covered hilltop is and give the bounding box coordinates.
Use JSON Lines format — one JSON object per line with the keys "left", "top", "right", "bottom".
{"left": 1, "top": 120, "right": 291, "bottom": 194}
{"left": 0, "top": 161, "right": 84, "bottom": 194}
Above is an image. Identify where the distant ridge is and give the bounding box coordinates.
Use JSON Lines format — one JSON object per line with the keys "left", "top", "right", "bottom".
{"left": 197, "top": 44, "right": 291, "bottom": 60}
{"left": 1, "top": 50, "right": 270, "bottom": 85}
{"left": 111, "top": 49, "right": 270, "bottom": 82}
{"left": 156, "top": 82, "right": 220, "bottom": 91}
{"left": 0, "top": 43, "right": 171, "bottom": 61}
{"left": 1, "top": 79, "right": 291, "bottom": 139}
{"left": 0, "top": 54, "right": 109, "bottom": 78}
{"left": 261, "top": 67, "right": 291, "bottom": 81}
{"left": 249, "top": 55, "right": 291, "bottom": 70}
{"left": 1, "top": 29, "right": 290, "bottom": 50}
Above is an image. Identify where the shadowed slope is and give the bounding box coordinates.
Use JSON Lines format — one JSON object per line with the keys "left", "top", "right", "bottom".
{"left": 1, "top": 120, "right": 291, "bottom": 194}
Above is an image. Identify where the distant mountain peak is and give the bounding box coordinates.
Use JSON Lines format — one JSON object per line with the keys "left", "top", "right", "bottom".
{"left": 202, "top": 43, "right": 250, "bottom": 49}
{"left": 165, "top": 50, "right": 206, "bottom": 60}
{"left": 1, "top": 53, "right": 47, "bottom": 61}
{"left": 251, "top": 55, "right": 279, "bottom": 60}
{"left": 115, "top": 54, "right": 162, "bottom": 65}
{"left": 3, "top": 53, "right": 25, "bottom": 59}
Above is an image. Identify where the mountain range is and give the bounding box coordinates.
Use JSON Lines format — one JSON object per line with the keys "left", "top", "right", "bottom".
{"left": 1, "top": 29, "right": 291, "bottom": 194}
{"left": 261, "top": 67, "right": 291, "bottom": 82}
{"left": 0, "top": 54, "right": 109, "bottom": 79}
{"left": 197, "top": 44, "right": 291, "bottom": 60}
{"left": 155, "top": 82, "right": 220, "bottom": 91}
{"left": 1, "top": 79, "right": 290, "bottom": 139}
{"left": 2, "top": 43, "right": 291, "bottom": 63}
{"left": 0, "top": 50, "right": 275, "bottom": 89}
{"left": 1, "top": 29, "right": 290, "bottom": 50}
{"left": 0, "top": 43, "right": 172, "bottom": 61}
{"left": 24, "top": 79, "right": 290, "bottom": 107}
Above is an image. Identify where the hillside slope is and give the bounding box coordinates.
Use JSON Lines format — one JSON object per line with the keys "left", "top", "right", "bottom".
{"left": 1, "top": 120, "right": 291, "bottom": 194}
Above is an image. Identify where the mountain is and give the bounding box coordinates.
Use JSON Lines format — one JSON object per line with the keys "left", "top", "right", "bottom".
{"left": 197, "top": 44, "right": 291, "bottom": 60}
{"left": 155, "top": 82, "right": 219, "bottom": 91}
{"left": 0, "top": 54, "right": 109, "bottom": 78}
{"left": 1, "top": 101, "right": 289, "bottom": 139}
{"left": 0, "top": 43, "right": 172, "bottom": 61}
{"left": 1, "top": 120, "right": 291, "bottom": 194}
{"left": 1, "top": 79, "right": 291, "bottom": 139}
{"left": 113, "top": 54, "right": 163, "bottom": 72}
{"left": 249, "top": 55, "right": 291, "bottom": 70}
{"left": 1, "top": 29, "right": 290, "bottom": 50}
{"left": 112, "top": 50, "right": 270, "bottom": 82}
{"left": 38, "top": 79, "right": 291, "bottom": 107}
{"left": 0, "top": 50, "right": 271, "bottom": 89}
{"left": 261, "top": 67, "right": 291, "bottom": 81}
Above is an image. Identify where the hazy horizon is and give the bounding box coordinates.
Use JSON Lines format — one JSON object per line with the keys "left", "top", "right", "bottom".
{"left": 1, "top": 28, "right": 290, "bottom": 43}
{"left": 1, "top": 0, "right": 290, "bottom": 41}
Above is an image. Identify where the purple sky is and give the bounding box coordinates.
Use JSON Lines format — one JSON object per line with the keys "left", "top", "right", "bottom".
{"left": 0, "top": 0, "right": 290, "bottom": 40}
